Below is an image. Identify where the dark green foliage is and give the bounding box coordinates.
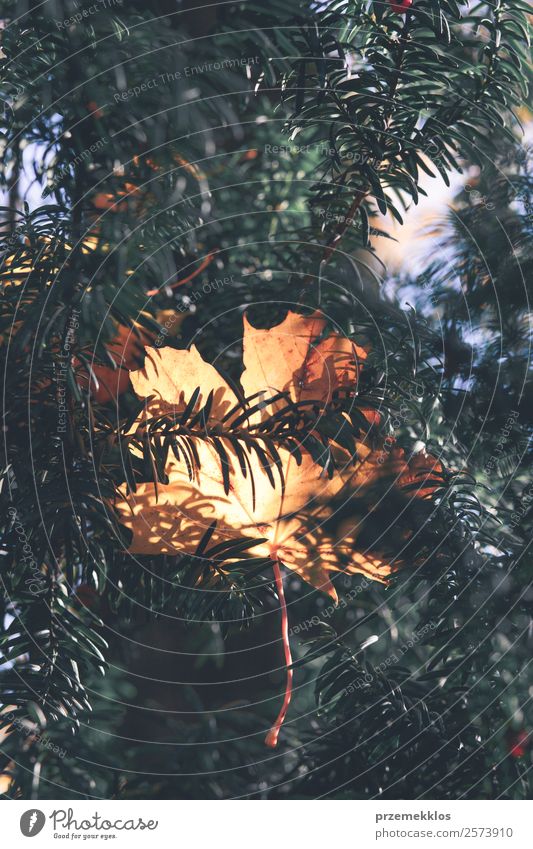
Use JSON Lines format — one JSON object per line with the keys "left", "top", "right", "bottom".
{"left": 0, "top": 0, "right": 531, "bottom": 799}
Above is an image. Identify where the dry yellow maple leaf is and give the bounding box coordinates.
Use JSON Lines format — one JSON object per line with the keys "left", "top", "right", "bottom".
{"left": 113, "top": 309, "right": 442, "bottom": 744}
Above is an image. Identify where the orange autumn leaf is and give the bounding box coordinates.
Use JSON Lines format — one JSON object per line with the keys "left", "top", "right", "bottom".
{"left": 76, "top": 322, "right": 153, "bottom": 403}
{"left": 92, "top": 182, "right": 143, "bottom": 212}
{"left": 0, "top": 770, "right": 12, "bottom": 795}
{"left": 240, "top": 310, "right": 368, "bottom": 419}
{"left": 114, "top": 310, "right": 442, "bottom": 599}
{"left": 0, "top": 235, "right": 102, "bottom": 292}
{"left": 75, "top": 312, "right": 187, "bottom": 403}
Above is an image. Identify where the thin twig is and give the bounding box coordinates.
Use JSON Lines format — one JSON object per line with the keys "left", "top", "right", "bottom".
{"left": 265, "top": 560, "right": 293, "bottom": 748}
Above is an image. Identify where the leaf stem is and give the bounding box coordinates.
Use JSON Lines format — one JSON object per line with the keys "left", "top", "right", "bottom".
{"left": 265, "top": 560, "right": 293, "bottom": 748}
{"left": 146, "top": 252, "right": 215, "bottom": 297}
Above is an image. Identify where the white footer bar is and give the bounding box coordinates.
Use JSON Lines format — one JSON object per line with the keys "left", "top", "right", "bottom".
{"left": 4, "top": 799, "right": 532, "bottom": 848}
